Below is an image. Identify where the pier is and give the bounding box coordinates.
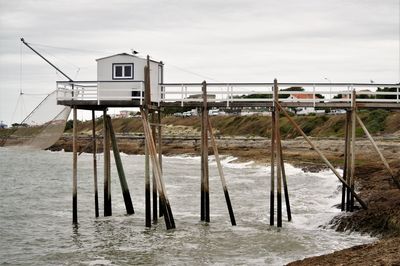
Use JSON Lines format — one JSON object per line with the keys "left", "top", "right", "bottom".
{"left": 55, "top": 54, "right": 400, "bottom": 229}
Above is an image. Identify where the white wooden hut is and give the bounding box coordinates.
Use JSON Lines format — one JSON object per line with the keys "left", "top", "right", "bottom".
{"left": 96, "top": 53, "right": 163, "bottom": 102}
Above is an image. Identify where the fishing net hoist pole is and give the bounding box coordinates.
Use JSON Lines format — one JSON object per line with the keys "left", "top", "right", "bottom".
{"left": 20, "top": 38, "right": 74, "bottom": 82}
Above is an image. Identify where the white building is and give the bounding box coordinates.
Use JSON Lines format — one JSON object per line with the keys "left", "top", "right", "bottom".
{"left": 96, "top": 53, "right": 163, "bottom": 102}
{"left": 289, "top": 93, "right": 324, "bottom": 115}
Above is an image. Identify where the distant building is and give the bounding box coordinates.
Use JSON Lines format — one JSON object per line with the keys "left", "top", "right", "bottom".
{"left": 288, "top": 94, "right": 323, "bottom": 115}
{"left": 119, "top": 110, "right": 130, "bottom": 118}
{"left": 288, "top": 93, "right": 322, "bottom": 101}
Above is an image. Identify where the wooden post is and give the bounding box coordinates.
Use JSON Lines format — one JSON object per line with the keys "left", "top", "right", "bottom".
{"left": 103, "top": 109, "right": 112, "bottom": 216}
{"left": 277, "top": 129, "right": 292, "bottom": 222}
{"left": 92, "top": 110, "right": 99, "bottom": 218}
{"left": 350, "top": 90, "right": 356, "bottom": 211}
{"left": 207, "top": 118, "right": 236, "bottom": 226}
{"left": 273, "top": 79, "right": 283, "bottom": 227}
{"left": 270, "top": 105, "right": 275, "bottom": 226}
{"left": 341, "top": 111, "right": 350, "bottom": 211}
{"left": 72, "top": 106, "right": 78, "bottom": 224}
{"left": 158, "top": 110, "right": 164, "bottom": 218}
{"left": 144, "top": 56, "right": 151, "bottom": 227}
{"left": 275, "top": 101, "right": 368, "bottom": 210}
{"left": 106, "top": 115, "right": 134, "bottom": 215}
{"left": 141, "top": 109, "right": 175, "bottom": 229}
{"left": 356, "top": 115, "right": 400, "bottom": 189}
{"left": 201, "top": 81, "right": 210, "bottom": 222}
{"left": 151, "top": 111, "right": 158, "bottom": 222}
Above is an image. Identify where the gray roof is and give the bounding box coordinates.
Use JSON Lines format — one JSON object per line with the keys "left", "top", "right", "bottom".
{"left": 96, "top": 53, "right": 161, "bottom": 64}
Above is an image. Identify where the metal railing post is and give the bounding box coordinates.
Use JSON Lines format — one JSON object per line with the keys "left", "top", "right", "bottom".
{"left": 226, "top": 84, "right": 230, "bottom": 108}
{"left": 313, "top": 84, "right": 316, "bottom": 107}
{"left": 181, "top": 84, "right": 184, "bottom": 107}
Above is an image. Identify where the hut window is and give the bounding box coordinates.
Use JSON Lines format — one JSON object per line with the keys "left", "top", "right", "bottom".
{"left": 112, "top": 63, "right": 134, "bottom": 79}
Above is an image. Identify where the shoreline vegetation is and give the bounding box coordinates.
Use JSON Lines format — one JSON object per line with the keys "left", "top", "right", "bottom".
{"left": 14, "top": 112, "right": 400, "bottom": 264}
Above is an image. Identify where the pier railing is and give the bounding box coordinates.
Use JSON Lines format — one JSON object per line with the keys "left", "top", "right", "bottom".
{"left": 56, "top": 81, "right": 400, "bottom": 107}
{"left": 56, "top": 81, "right": 145, "bottom": 105}
{"left": 160, "top": 82, "right": 400, "bottom": 106}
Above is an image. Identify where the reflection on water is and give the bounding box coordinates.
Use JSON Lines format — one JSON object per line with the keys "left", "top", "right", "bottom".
{"left": 0, "top": 149, "right": 374, "bottom": 265}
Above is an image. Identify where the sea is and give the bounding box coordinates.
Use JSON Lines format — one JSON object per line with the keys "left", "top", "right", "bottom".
{"left": 0, "top": 148, "right": 374, "bottom": 265}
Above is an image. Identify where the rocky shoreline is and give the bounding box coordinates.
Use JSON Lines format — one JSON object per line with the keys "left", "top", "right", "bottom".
{"left": 49, "top": 134, "right": 400, "bottom": 265}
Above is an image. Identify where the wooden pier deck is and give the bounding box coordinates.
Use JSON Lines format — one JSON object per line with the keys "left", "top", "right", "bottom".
{"left": 59, "top": 78, "right": 400, "bottom": 230}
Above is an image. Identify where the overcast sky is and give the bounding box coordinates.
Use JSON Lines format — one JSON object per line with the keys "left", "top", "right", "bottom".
{"left": 0, "top": 0, "right": 399, "bottom": 124}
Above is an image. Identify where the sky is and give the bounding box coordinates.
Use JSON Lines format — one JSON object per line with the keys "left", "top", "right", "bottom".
{"left": 0, "top": 0, "right": 399, "bottom": 124}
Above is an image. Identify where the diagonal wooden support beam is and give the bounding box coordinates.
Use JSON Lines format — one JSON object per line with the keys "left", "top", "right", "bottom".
{"left": 141, "top": 109, "right": 176, "bottom": 229}
{"left": 207, "top": 117, "right": 236, "bottom": 226}
{"left": 106, "top": 115, "right": 135, "bottom": 215}
{"left": 356, "top": 115, "right": 400, "bottom": 189}
{"left": 275, "top": 101, "right": 368, "bottom": 210}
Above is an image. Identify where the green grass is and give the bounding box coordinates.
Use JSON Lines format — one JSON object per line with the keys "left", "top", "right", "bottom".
{"left": 60, "top": 110, "right": 398, "bottom": 139}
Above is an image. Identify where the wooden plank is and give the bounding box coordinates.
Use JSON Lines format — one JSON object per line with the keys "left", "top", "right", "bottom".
{"left": 106, "top": 115, "right": 135, "bottom": 215}
{"left": 275, "top": 101, "right": 368, "bottom": 210}
{"left": 92, "top": 110, "right": 99, "bottom": 218}
{"left": 72, "top": 106, "right": 78, "bottom": 224}
{"left": 356, "top": 115, "right": 400, "bottom": 189}
{"left": 207, "top": 117, "right": 236, "bottom": 226}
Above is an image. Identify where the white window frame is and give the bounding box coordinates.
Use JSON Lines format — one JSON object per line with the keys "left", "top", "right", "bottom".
{"left": 112, "top": 63, "right": 134, "bottom": 80}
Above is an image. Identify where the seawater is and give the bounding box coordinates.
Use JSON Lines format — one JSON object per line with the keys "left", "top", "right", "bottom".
{"left": 0, "top": 148, "right": 374, "bottom": 265}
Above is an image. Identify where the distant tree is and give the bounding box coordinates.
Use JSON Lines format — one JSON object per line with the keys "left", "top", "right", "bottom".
{"left": 235, "top": 87, "right": 308, "bottom": 99}
{"left": 376, "top": 87, "right": 398, "bottom": 99}
{"left": 64, "top": 120, "right": 73, "bottom": 131}
{"left": 11, "top": 123, "right": 28, "bottom": 128}
{"left": 163, "top": 106, "right": 193, "bottom": 115}
{"left": 279, "top": 87, "right": 304, "bottom": 99}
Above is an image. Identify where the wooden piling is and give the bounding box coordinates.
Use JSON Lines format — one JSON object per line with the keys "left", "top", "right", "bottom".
{"left": 201, "top": 81, "right": 210, "bottom": 222}
{"left": 345, "top": 111, "right": 352, "bottom": 212}
{"left": 141, "top": 109, "right": 175, "bottom": 229}
{"left": 144, "top": 59, "right": 151, "bottom": 228}
{"left": 275, "top": 101, "right": 368, "bottom": 210}
{"left": 350, "top": 90, "right": 356, "bottom": 211}
{"left": 106, "top": 115, "right": 134, "bottom": 215}
{"left": 273, "top": 79, "right": 283, "bottom": 227}
{"left": 207, "top": 118, "right": 236, "bottom": 226}
{"left": 356, "top": 115, "right": 400, "bottom": 189}
{"left": 151, "top": 111, "right": 158, "bottom": 222}
{"left": 103, "top": 109, "right": 112, "bottom": 216}
{"left": 158, "top": 110, "right": 164, "bottom": 218}
{"left": 72, "top": 106, "right": 78, "bottom": 224}
{"left": 277, "top": 130, "right": 291, "bottom": 222}
{"left": 341, "top": 111, "right": 350, "bottom": 211}
{"left": 270, "top": 107, "right": 275, "bottom": 226}
{"left": 92, "top": 110, "right": 99, "bottom": 218}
